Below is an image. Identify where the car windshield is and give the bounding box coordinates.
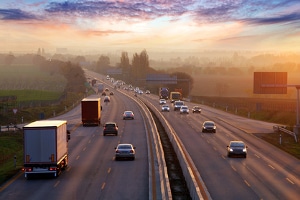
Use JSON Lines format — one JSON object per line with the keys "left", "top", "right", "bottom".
{"left": 231, "top": 143, "right": 245, "bottom": 147}
{"left": 125, "top": 111, "right": 132, "bottom": 115}
{"left": 106, "top": 124, "right": 115, "bottom": 127}
{"left": 118, "top": 145, "right": 131, "bottom": 149}
{"left": 205, "top": 122, "right": 214, "bottom": 126}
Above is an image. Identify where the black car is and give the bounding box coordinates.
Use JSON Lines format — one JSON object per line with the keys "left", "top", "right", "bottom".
{"left": 202, "top": 121, "right": 216, "bottom": 133}
{"left": 104, "top": 96, "right": 110, "bottom": 102}
{"left": 103, "top": 122, "right": 118, "bottom": 136}
{"left": 227, "top": 141, "right": 247, "bottom": 158}
{"left": 192, "top": 106, "right": 201, "bottom": 113}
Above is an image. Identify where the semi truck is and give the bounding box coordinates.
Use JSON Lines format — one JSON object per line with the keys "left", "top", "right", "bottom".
{"left": 23, "top": 120, "right": 70, "bottom": 179}
{"left": 81, "top": 97, "right": 101, "bottom": 126}
{"left": 170, "top": 90, "right": 183, "bottom": 103}
{"left": 159, "top": 87, "right": 169, "bottom": 100}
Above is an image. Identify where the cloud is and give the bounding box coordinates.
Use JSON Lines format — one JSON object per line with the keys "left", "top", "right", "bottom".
{"left": 0, "top": 8, "right": 38, "bottom": 20}
{"left": 243, "top": 12, "right": 300, "bottom": 25}
{"left": 44, "top": 0, "right": 191, "bottom": 20}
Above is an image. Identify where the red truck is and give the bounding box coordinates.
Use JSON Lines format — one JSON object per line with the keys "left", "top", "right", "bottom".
{"left": 81, "top": 97, "right": 101, "bottom": 126}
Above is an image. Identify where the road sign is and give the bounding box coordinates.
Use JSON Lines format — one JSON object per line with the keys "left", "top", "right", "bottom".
{"left": 253, "top": 72, "right": 287, "bottom": 94}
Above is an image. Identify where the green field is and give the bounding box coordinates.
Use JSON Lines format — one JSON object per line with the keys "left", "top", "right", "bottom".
{"left": 0, "top": 64, "right": 66, "bottom": 92}
{"left": 0, "top": 90, "right": 61, "bottom": 101}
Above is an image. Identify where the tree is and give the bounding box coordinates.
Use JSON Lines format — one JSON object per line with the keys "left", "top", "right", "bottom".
{"left": 120, "top": 51, "right": 130, "bottom": 69}
{"left": 96, "top": 55, "right": 110, "bottom": 74}
{"left": 169, "top": 72, "right": 193, "bottom": 98}
{"left": 131, "top": 49, "right": 149, "bottom": 84}
{"left": 120, "top": 51, "right": 131, "bottom": 83}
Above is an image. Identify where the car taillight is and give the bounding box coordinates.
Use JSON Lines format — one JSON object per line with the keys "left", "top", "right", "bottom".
{"left": 49, "top": 167, "right": 57, "bottom": 171}
{"left": 24, "top": 167, "right": 32, "bottom": 172}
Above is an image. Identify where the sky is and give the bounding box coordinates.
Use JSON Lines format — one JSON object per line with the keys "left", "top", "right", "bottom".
{"left": 1, "top": 0, "right": 300, "bottom": 54}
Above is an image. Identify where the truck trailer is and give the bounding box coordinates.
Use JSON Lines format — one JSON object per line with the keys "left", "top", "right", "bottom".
{"left": 159, "top": 87, "right": 169, "bottom": 100}
{"left": 97, "top": 83, "right": 104, "bottom": 94}
{"left": 81, "top": 97, "right": 101, "bottom": 126}
{"left": 23, "top": 120, "right": 69, "bottom": 179}
{"left": 170, "top": 91, "right": 182, "bottom": 103}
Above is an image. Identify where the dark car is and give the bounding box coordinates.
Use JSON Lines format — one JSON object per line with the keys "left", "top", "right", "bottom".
{"left": 115, "top": 143, "right": 136, "bottom": 160}
{"left": 227, "top": 141, "right": 247, "bottom": 158}
{"left": 103, "top": 122, "right": 118, "bottom": 136}
{"left": 123, "top": 111, "right": 134, "bottom": 120}
{"left": 101, "top": 91, "right": 106, "bottom": 96}
{"left": 192, "top": 106, "right": 201, "bottom": 113}
{"left": 110, "top": 91, "right": 114, "bottom": 95}
{"left": 202, "top": 121, "right": 216, "bottom": 133}
{"left": 104, "top": 96, "right": 110, "bottom": 102}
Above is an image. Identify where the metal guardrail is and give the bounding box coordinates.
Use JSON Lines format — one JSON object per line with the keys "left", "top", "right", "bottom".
{"left": 273, "top": 125, "right": 298, "bottom": 142}
{"left": 0, "top": 124, "right": 22, "bottom": 132}
{"left": 142, "top": 97, "right": 211, "bottom": 200}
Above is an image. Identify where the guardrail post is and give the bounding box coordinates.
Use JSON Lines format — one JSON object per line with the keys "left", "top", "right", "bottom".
{"left": 279, "top": 134, "right": 282, "bottom": 145}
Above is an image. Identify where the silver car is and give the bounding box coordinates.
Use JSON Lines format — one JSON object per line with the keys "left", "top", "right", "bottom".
{"left": 179, "top": 105, "right": 189, "bottom": 114}
{"left": 115, "top": 144, "right": 136, "bottom": 160}
{"left": 161, "top": 105, "right": 170, "bottom": 112}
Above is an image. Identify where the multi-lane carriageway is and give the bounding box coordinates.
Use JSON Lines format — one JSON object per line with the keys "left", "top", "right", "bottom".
{"left": 0, "top": 71, "right": 299, "bottom": 200}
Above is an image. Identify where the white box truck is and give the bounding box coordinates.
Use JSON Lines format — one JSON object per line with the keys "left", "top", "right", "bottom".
{"left": 23, "top": 120, "right": 70, "bottom": 179}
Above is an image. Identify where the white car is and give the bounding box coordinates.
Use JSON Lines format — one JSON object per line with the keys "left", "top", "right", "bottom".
{"left": 161, "top": 105, "right": 170, "bottom": 112}
{"left": 159, "top": 99, "right": 166, "bottom": 104}
{"left": 179, "top": 105, "right": 189, "bottom": 114}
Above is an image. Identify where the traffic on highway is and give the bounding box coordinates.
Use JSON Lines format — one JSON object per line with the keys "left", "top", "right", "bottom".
{"left": 1, "top": 70, "right": 299, "bottom": 200}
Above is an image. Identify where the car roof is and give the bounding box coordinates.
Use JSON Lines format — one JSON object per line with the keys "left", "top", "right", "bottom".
{"left": 105, "top": 122, "right": 117, "bottom": 125}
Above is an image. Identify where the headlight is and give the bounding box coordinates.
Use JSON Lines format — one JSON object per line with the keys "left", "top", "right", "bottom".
{"left": 229, "top": 149, "right": 233, "bottom": 152}
{"left": 243, "top": 148, "right": 247, "bottom": 152}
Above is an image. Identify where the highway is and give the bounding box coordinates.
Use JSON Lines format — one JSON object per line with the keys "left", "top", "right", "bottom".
{"left": 0, "top": 86, "right": 152, "bottom": 199}
{"left": 140, "top": 92, "right": 300, "bottom": 200}
{"left": 1, "top": 70, "right": 300, "bottom": 200}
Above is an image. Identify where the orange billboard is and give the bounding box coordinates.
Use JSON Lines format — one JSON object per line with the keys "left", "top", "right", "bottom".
{"left": 253, "top": 72, "right": 287, "bottom": 94}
